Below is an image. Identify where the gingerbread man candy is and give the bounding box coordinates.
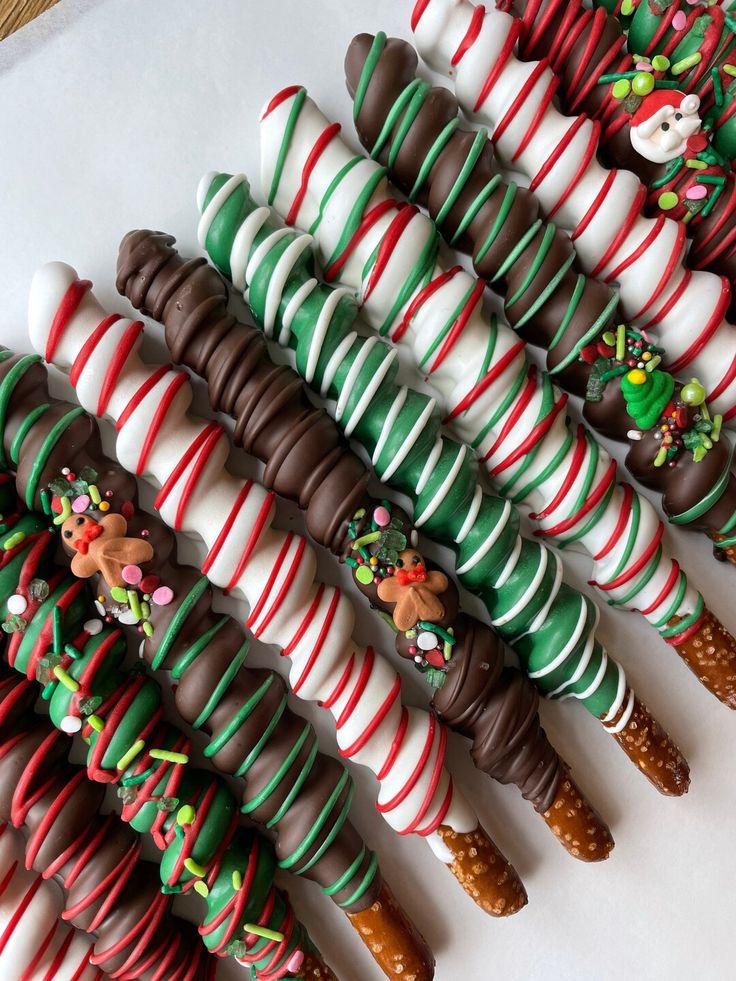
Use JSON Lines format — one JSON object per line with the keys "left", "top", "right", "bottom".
{"left": 61, "top": 512, "right": 154, "bottom": 588}
{"left": 377, "top": 549, "right": 449, "bottom": 631}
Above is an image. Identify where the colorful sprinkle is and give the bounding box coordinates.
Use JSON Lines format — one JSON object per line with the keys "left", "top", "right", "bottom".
{"left": 632, "top": 71, "right": 655, "bottom": 96}
{"left": 232, "top": 871, "right": 243, "bottom": 890}
{"left": 672, "top": 11, "right": 687, "bottom": 30}
{"left": 194, "top": 881, "right": 209, "bottom": 897}
{"left": 149, "top": 748, "right": 189, "bottom": 764}
{"left": 417, "top": 630, "right": 439, "bottom": 651}
{"left": 652, "top": 55, "right": 670, "bottom": 71}
{"left": 122, "top": 564, "right": 142, "bottom": 585}
{"left": 152, "top": 586, "right": 174, "bottom": 606}
{"left": 672, "top": 53, "right": 702, "bottom": 76}
{"left": 244, "top": 924, "right": 284, "bottom": 943}
{"left": 177, "top": 804, "right": 196, "bottom": 826}
{"left": 98, "top": 501, "right": 110, "bottom": 512}
{"left": 3, "top": 531, "right": 26, "bottom": 550}
{"left": 116, "top": 739, "right": 146, "bottom": 771}
{"left": 87, "top": 714, "right": 105, "bottom": 732}
{"left": 184, "top": 858, "right": 207, "bottom": 878}
{"left": 355, "top": 565, "right": 374, "bottom": 585}
{"left": 72, "top": 494, "right": 90, "bottom": 513}
{"left": 53, "top": 666, "right": 79, "bottom": 693}
{"left": 686, "top": 185, "right": 707, "bottom": 200}
{"left": 140, "top": 574, "right": 159, "bottom": 592}
{"left": 287, "top": 952, "right": 305, "bottom": 974}
{"left": 373, "top": 505, "right": 391, "bottom": 527}
{"left": 110, "top": 586, "right": 128, "bottom": 604}
{"left": 658, "top": 191, "right": 680, "bottom": 211}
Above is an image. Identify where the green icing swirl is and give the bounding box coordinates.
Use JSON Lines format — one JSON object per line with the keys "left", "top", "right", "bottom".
{"left": 621, "top": 370, "right": 674, "bottom": 431}
{"left": 199, "top": 172, "right": 624, "bottom": 718}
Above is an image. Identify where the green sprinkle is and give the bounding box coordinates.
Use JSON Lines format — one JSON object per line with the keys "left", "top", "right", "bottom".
{"left": 723, "top": 64, "right": 736, "bottom": 77}
{"left": 127, "top": 590, "right": 142, "bottom": 621}
{"left": 686, "top": 159, "right": 708, "bottom": 169}
{"left": 651, "top": 55, "right": 670, "bottom": 72}
{"left": 52, "top": 606, "right": 62, "bottom": 655}
{"left": 351, "top": 531, "right": 381, "bottom": 550}
{"left": 658, "top": 191, "right": 680, "bottom": 210}
{"left": 184, "top": 858, "right": 207, "bottom": 878}
{"left": 616, "top": 324, "right": 626, "bottom": 362}
{"left": 53, "top": 666, "right": 79, "bottom": 693}
{"left": 177, "top": 804, "right": 196, "bottom": 826}
{"left": 64, "top": 643, "right": 81, "bottom": 660}
{"left": 40, "top": 489, "right": 52, "bottom": 516}
{"left": 141, "top": 601, "right": 151, "bottom": 619}
{"left": 110, "top": 586, "right": 128, "bottom": 603}
{"left": 41, "top": 681, "right": 55, "bottom": 701}
{"left": 712, "top": 415, "right": 723, "bottom": 441}
{"left": 116, "top": 739, "right": 146, "bottom": 771}
{"left": 194, "top": 881, "right": 209, "bottom": 897}
{"left": 654, "top": 446, "right": 668, "bottom": 467}
{"left": 3, "top": 531, "right": 25, "bottom": 550}
{"left": 149, "top": 748, "right": 189, "bottom": 764}
{"left": 87, "top": 714, "right": 105, "bottom": 732}
{"left": 51, "top": 498, "right": 71, "bottom": 526}
{"left": 645, "top": 355, "right": 662, "bottom": 372}
{"left": 355, "top": 565, "right": 374, "bottom": 585}
{"left": 601, "top": 330, "right": 616, "bottom": 347}
{"left": 612, "top": 78, "right": 631, "bottom": 100}
{"left": 243, "top": 924, "right": 285, "bottom": 943}
{"left": 142, "top": 621, "right": 154, "bottom": 637}
{"left": 620, "top": 0, "right": 634, "bottom": 13}
{"left": 672, "top": 53, "right": 702, "bottom": 76}
{"left": 232, "top": 870, "right": 243, "bottom": 890}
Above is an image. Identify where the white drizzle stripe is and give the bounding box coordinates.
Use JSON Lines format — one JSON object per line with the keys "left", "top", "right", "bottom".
{"left": 373, "top": 386, "right": 408, "bottom": 465}
{"left": 231, "top": 207, "right": 270, "bottom": 293}
{"left": 455, "top": 482, "right": 483, "bottom": 544}
{"left": 415, "top": 444, "right": 467, "bottom": 527}
{"left": 264, "top": 233, "right": 313, "bottom": 336}
{"left": 455, "top": 499, "right": 512, "bottom": 575}
{"left": 381, "top": 399, "right": 436, "bottom": 482}
{"left": 492, "top": 546, "right": 547, "bottom": 627}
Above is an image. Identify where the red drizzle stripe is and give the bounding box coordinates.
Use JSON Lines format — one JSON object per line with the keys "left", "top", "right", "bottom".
{"left": 393, "top": 266, "right": 462, "bottom": 344}
{"left": 377, "top": 706, "right": 409, "bottom": 781}
{"left": 400, "top": 722, "right": 448, "bottom": 836}
{"left": 63, "top": 839, "right": 140, "bottom": 920}
{"left": 665, "top": 610, "right": 707, "bottom": 647}
{"left": 529, "top": 113, "right": 587, "bottom": 194}
{"left": 411, "top": 0, "right": 431, "bottom": 31}
{"left": 168, "top": 781, "right": 217, "bottom": 887}
{"left": 364, "top": 205, "right": 419, "bottom": 304}
{"left": 96, "top": 320, "right": 143, "bottom": 417}
{"left": 592, "top": 522, "right": 664, "bottom": 591}
{"left": 134, "top": 371, "right": 188, "bottom": 476}
{"left": 325, "top": 199, "right": 397, "bottom": 283}
{"left": 452, "top": 3, "right": 485, "bottom": 64}
{"left": 531, "top": 423, "right": 586, "bottom": 521}
{"left": 292, "top": 588, "right": 341, "bottom": 694}
{"left": 512, "top": 72, "right": 559, "bottom": 163}
{"left": 320, "top": 652, "right": 356, "bottom": 710}
{"left": 521, "top": 0, "right": 566, "bottom": 61}
{"left": 590, "top": 186, "right": 648, "bottom": 280}
{"left": 224, "top": 492, "right": 274, "bottom": 594}
{"left": 116, "top": 364, "right": 173, "bottom": 432}
{"left": 483, "top": 367, "right": 537, "bottom": 464}
{"left": 69, "top": 314, "right": 120, "bottom": 387}
{"left": 45, "top": 279, "right": 92, "bottom": 363}
{"left": 430, "top": 279, "right": 486, "bottom": 373}
{"left": 537, "top": 459, "right": 616, "bottom": 538}
{"left": 443, "top": 339, "right": 526, "bottom": 422}
{"left": 627, "top": 223, "right": 686, "bottom": 323}
{"left": 91, "top": 890, "right": 165, "bottom": 970}
{"left": 200, "top": 834, "right": 259, "bottom": 940}
{"left": 341, "top": 675, "right": 402, "bottom": 759}
{"left": 19, "top": 922, "right": 58, "bottom": 981}
{"left": 336, "top": 646, "right": 375, "bottom": 730}
{"left": 247, "top": 533, "right": 295, "bottom": 633}
{"left": 283, "top": 583, "right": 324, "bottom": 658}
{"left": 690, "top": 180, "right": 736, "bottom": 267}
{"left": 0, "top": 874, "right": 43, "bottom": 956}
{"left": 640, "top": 270, "right": 691, "bottom": 332}
{"left": 286, "top": 122, "right": 342, "bottom": 226}
{"left": 603, "top": 216, "right": 666, "bottom": 284}
{"left": 706, "top": 349, "right": 736, "bottom": 406}
{"left": 668, "top": 278, "right": 729, "bottom": 375}
{"left": 571, "top": 168, "right": 616, "bottom": 242}
{"left": 489, "top": 392, "right": 569, "bottom": 477}
{"left": 173, "top": 423, "right": 224, "bottom": 531}
{"left": 42, "top": 929, "right": 76, "bottom": 981}
{"left": 639, "top": 560, "right": 680, "bottom": 616}
{"left": 201, "top": 481, "right": 253, "bottom": 575}
{"left": 473, "top": 21, "right": 522, "bottom": 113}
{"left": 261, "top": 85, "right": 303, "bottom": 121}
{"left": 252, "top": 537, "right": 306, "bottom": 638}
{"left": 0, "top": 858, "right": 17, "bottom": 900}
{"left": 376, "top": 714, "right": 436, "bottom": 815}
{"left": 418, "top": 778, "right": 454, "bottom": 837}
{"left": 547, "top": 120, "right": 601, "bottom": 220}
{"left": 493, "top": 58, "right": 550, "bottom": 147}
{"left": 155, "top": 421, "right": 220, "bottom": 512}
{"left": 593, "top": 482, "right": 633, "bottom": 561}
{"left": 65, "top": 815, "right": 115, "bottom": 888}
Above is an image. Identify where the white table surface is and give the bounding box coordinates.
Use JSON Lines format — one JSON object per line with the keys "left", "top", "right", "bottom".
{"left": 1, "top": 2, "right": 734, "bottom": 979}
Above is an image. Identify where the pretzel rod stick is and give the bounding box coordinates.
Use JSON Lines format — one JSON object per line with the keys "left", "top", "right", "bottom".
{"left": 257, "top": 83, "right": 736, "bottom": 713}
{"left": 116, "top": 228, "right": 615, "bottom": 854}
{"left": 0, "top": 353, "right": 432, "bottom": 980}
{"left": 28, "top": 263, "right": 526, "bottom": 918}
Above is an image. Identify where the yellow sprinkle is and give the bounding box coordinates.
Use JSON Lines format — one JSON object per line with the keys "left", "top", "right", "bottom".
{"left": 87, "top": 714, "right": 105, "bottom": 732}
{"left": 244, "top": 923, "right": 285, "bottom": 943}
{"left": 184, "top": 858, "right": 207, "bottom": 877}
{"left": 116, "top": 739, "right": 146, "bottom": 771}
{"left": 194, "top": 881, "right": 209, "bottom": 897}
{"left": 177, "top": 805, "right": 196, "bottom": 827}
{"left": 53, "top": 666, "right": 79, "bottom": 693}
{"left": 627, "top": 368, "right": 647, "bottom": 385}
{"left": 150, "top": 748, "right": 189, "bottom": 764}
{"left": 98, "top": 501, "right": 110, "bottom": 512}
{"left": 232, "top": 870, "right": 243, "bottom": 890}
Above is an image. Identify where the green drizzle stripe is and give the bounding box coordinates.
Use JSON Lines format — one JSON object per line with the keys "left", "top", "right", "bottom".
{"left": 606, "top": 493, "right": 641, "bottom": 586}
{"left": 241, "top": 722, "right": 310, "bottom": 812}
{"left": 451, "top": 174, "right": 502, "bottom": 245}
{"left": 474, "top": 361, "right": 536, "bottom": 453}
{"left": 435, "top": 127, "right": 489, "bottom": 228}
{"left": 377, "top": 230, "right": 439, "bottom": 337}
{"left": 206, "top": 674, "right": 274, "bottom": 759}
{"left": 497, "top": 372, "right": 555, "bottom": 492}
{"left": 410, "top": 118, "right": 461, "bottom": 203}
{"left": 324, "top": 165, "right": 388, "bottom": 273}
{"left": 338, "top": 851, "right": 379, "bottom": 909}
{"left": 559, "top": 481, "right": 616, "bottom": 548}
{"left": 152, "top": 576, "right": 209, "bottom": 670}
{"left": 268, "top": 86, "right": 306, "bottom": 206}
{"left": 267, "top": 736, "right": 320, "bottom": 829}
{"left": 308, "top": 155, "right": 363, "bottom": 236}
{"left": 0, "top": 354, "right": 42, "bottom": 468}
{"left": 235, "top": 693, "right": 288, "bottom": 777}
{"left": 353, "top": 31, "right": 386, "bottom": 121}
{"left": 191, "top": 641, "right": 249, "bottom": 730}
{"left": 10, "top": 403, "right": 50, "bottom": 465}
{"left": 171, "top": 615, "right": 228, "bottom": 680}
{"left": 548, "top": 274, "right": 585, "bottom": 351}
{"left": 418, "top": 280, "right": 476, "bottom": 369}
{"left": 550, "top": 290, "right": 620, "bottom": 375}
{"left": 373, "top": 79, "right": 428, "bottom": 164}
{"left": 506, "top": 222, "right": 556, "bottom": 308}
{"left": 491, "top": 218, "right": 543, "bottom": 283}
{"left": 474, "top": 183, "right": 517, "bottom": 266}
{"left": 27, "top": 407, "right": 85, "bottom": 509}
{"left": 670, "top": 450, "right": 733, "bottom": 525}
{"left": 652, "top": 571, "right": 689, "bottom": 629}
{"left": 323, "top": 839, "right": 364, "bottom": 896}
{"left": 279, "top": 771, "right": 352, "bottom": 871}
{"left": 607, "top": 543, "right": 661, "bottom": 607}
{"left": 293, "top": 786, "right": 356, "bottom": 878}
{"left": 659, "top": 592, "right": 704, "bottom": 638}
{"left": 512, "top": 252, "right": 577, "bottom": 331}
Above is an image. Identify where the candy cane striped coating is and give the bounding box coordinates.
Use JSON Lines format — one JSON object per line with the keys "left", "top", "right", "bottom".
{"left": 258, "top": 85, "right": 704, "bottom": 648}
{"left": 410, "top": 0, "right": 736, "bottom": 422}
{"left": 28, "top": 261, "right": 477, "bottom": 852}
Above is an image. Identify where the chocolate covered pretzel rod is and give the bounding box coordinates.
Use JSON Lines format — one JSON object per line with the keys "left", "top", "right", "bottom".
{"left": 0, "top": 648, "right": 215, "bottom": 979}
{"left": 186, "top": 174, "right": 690, "bottom": 795}
{"left": 410, "top": 0, "right": 736, "bottom": 428}
{"left": 0, "top": 497, "right": 333, "bottom": 980}
{"left": 116, "top": 229, "right": 623, "bottom": 847}
{"left": 507, "top": 0, "right": 736, "bottom": 285}
{"left": 258, "top": 85, "right": 736, "bottom": 708}
{"left": 28, "top": 263, "right": 527, "bottom": 919}
{"left": 0, "top": 822, "right": 104, "bottom": 981}
{"left": 344, "top": 32, "right": 736, "bottom": 561}
{"left": 0, "top": 352, "right": 429, "bottom": 980}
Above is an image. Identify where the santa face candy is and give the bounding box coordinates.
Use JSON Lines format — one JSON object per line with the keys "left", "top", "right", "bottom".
{"left": 115, "top": 229, "right": 627, "bottom": 851}
{"left": 189, "top": 175, "right": 691, "bottom": 795}
{"left": 0, "top": 504, "right": 331, "bottom": 980}
{"left": 27, "top": 262, "right": 529, "bottom": 919}
{"left": 410, "top": 0, "right": 736, "bottom": 428}
{"left": 257, "top": 84, "right": 736, "bottom": 709}
{"left": 0, "top": 350, "right": 434, "bottom": 981}
{"left": 343, "top": 32, "right": 736, "bottom": 561}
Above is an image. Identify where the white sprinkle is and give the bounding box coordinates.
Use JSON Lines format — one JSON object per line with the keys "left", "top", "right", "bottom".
{"left": 60, "top": 716, "right": 82, "bottom": 734}
{"left": 84, "top": 619, "right": 103, "bottom": 636}
{"left": 7, "top": 595, "right": 27, "bottom": 616}
{"left": 417, "top": 631, "right": 439, "bottom": 651}
{"left": 95, "top": 600, "right": 106, "bottom": 616}
{"left": 118, "top": 610, "right": 140, "bottom": 625}
{"left": 627, "top": 430, "right": 643, "bottom": 441}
